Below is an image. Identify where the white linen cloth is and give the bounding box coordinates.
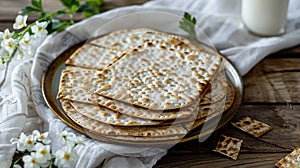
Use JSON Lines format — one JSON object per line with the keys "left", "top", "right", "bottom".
{"left": 0, "top": 0, "right": 299, "bottom": 167}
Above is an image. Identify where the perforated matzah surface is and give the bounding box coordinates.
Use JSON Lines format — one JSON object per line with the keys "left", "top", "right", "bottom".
{"left": 95, "top": 40, "right": 222, "bottom": 110}
{"left": 65, "top": 44, "right": 124, "bottom": 70}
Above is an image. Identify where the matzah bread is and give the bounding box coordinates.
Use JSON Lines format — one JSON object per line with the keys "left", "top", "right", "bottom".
{"left": 61, "top": 99, "right": 189, "bottom": 137}
{"left": 200, "top": 72, "right": 228, "bottom": 105}
{"left": 95, "top": 40, "right": 222, "bottom": 110}
{"left": 54, "top": 28, "right": 234, "bottom": 145}
{"left": 191, "top": 83, "right": 235, "bottom": 130}
{"left": 90, "top": 93, "right": 199, "bottom": 120}
{"left": 275, "top": 147, "right": 300, "bottom": 168}
{"left": 65, "top": 44, "right": 124, "bottom": 70}
{"left": 213, "top": 134, "right": 243, "bottom": 160}
{"left": 231, "top": 116, "right": 272, "bottom": 138}
{"left": 57, "top": 66, "right": 96, "bottom": 104}
{"left": 197, "top": 97, "right": 226, "bottom": 119}
{"left": 99, "top": 133, "right": 184, "bottom": 143}
{"left": 90, "top": 28, "right": 199, "bottom": 51}
{"left": 70, "top": 101, "right": 163, "bottom": 126}
{"left": 58, "top": 66, "right": 199, "bottom": 120}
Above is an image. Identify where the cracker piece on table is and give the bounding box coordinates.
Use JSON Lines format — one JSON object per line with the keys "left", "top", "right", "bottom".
{"left": 275, "top": 147, "right": 300, "bottom": 168}
{"left": 213, "top": 134, "right": 243, "bottom": 160}
{"left": 231, "top": 116, "right": 272, "bottom": 138}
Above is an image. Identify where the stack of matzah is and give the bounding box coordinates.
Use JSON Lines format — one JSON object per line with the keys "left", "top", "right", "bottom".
{"left": 57, "top": 29, "right": 234, "bottom": 145}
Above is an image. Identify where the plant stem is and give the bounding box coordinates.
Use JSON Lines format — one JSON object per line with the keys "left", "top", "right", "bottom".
{"left": 12, "top": 152, "right": 28, "bottom": 167}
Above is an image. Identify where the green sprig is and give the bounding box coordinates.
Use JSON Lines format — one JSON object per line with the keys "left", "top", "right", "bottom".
{"left": 19, "top": 0, "right": 104, "bottom": 35}
{"left": 179, "top": 12, "right": 197, "bottom": 40}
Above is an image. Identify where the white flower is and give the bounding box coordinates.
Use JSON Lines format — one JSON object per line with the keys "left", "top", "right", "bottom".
{"left": 60, "top": 131, "right": 83, "bottom": 146}
{"left": 23, "top": 153, "right": 41, "bottom": 168}
{"left": 13, "top": 15, "right": 28, "bottom": 30}
{"left": 69, "top": 135, "right": 84, "bottom": 145}
{"left": 60, "top": 131, "right": 74, "bottom": 137}
{"left": 1, "top": 38, "right": 17, "bottom": 55}
{"left": 16, "top": 132, "right": 35, "bottom": 152}
{"left": 34, "top": 143, "right": 51, "bottom": 164}
{"left": 54, "top": 146, "right": 78, "bottom": 168}
{"left": 33, "top": 130, "right": 51, "bottom": 144}
{"left": 31, "top": 21, "right": 48, "bottom": 37}
{"left": 0, "top": 29, "right": 13, "bottom": 41}
{"left": 18, "top": 32, "right": 34, "bottom": 58}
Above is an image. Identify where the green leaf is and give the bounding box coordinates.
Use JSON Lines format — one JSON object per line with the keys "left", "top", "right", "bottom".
{"left": 79, "top": 0, "right": 103, "bottom": 18}
{"left": 69, "top": 4, "right": 80, "bottom": 14}
{"left": 60, "top": 0, "right": 80, "bottom": 8}
{"left": 184, "top": 12, "right": 191, "bottom": 21}
{"left": 46, "top": 19, "right": 70, "bottom": 34}
{"left": 86, "top": 0, "right": 103, "bottom": 6}
{"left": 19, "top": 6, "right": 41, "bottom": 14}
{"left": 31, "top": 0, "right": 42, "bottom": 10}
{"left": 56, "top": 10, "right": 66, "bottom": 17}
{"left": 179, "top": 12, "right": 197, "bottom": 39}
{"left": 83, "top": 11, "right": 94, "bottom": 18}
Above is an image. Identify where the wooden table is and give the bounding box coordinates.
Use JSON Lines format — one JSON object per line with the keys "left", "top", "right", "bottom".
{"left": 1, "top": 1, "right": 299, "bottom": 167}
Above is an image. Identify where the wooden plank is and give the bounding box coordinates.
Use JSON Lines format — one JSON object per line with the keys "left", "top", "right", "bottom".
{"left": 166, "top": 104, "right": 298, "bottom": 156}
{"left": 0, "top": 22, "right": 13, "bottom": 32}
{"left": 155, "top": 153, "right": 289, "bottom": 168}
{"left": 244, "top": 57, "right": 300, "bottom": 103}
{"left": 156, "top": 104, "right": 300, "bottom": 167}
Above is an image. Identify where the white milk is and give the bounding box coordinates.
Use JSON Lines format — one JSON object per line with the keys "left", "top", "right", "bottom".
{"left": 241, "top": 0, "right": 289, "bottom": 36}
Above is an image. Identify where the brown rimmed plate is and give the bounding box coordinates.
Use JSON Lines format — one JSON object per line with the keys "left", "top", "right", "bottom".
{"left": 42, "top": 41, "right": 243, "bottom": 146}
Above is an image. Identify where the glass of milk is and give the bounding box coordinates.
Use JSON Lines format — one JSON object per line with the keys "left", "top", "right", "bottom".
{"left": 241, "top": 0, "right": 289, "bottom": 36}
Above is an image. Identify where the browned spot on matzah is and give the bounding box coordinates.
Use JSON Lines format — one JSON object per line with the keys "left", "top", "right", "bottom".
{"left": 275, "top": 147, "right": 300, "bottom": 168}
{"left": 213, "top": 134, "right": 243, "bottom": 160}
{"left": 231, "top": 116, "right": 272, "bottom": 138}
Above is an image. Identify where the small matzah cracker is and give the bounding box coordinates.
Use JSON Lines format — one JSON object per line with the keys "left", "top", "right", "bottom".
{"left": 57, "top": 66, "right": 198, "bottom": 120}
{"left": 231, "top": 116, "right": 272, "bottom": 138}
{"left": 70, "top": 101, "right": 163, "bottom": 126}
{"left": 95, "top": 40, "right": 222, "bottom": 110}
{"left": 275, "top": 147, "right": 300, "bottom": 168}
{"left": 90, "top": 28, "right": 199, "bottom": 51}
{"left": 65, "top": 44, "right": 124, "bottom": 70}
{"left": 213, "top": 134, "right": 243, "bottom": 160}
{"left": 61, "top": 99, "right": 189, "bottom": 137}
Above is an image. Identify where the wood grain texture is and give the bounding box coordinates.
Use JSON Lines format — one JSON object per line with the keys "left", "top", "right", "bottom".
{"left": 170, "top": 104, "right": 300, "bottom": 152}
{"left": 244, "top": 57, "right": 300, "bottom": 103}
{"left": 155, "top": 153, "right": 289, "bottom": 168}
{"left": 155, "top": 104, "right": 299, "bottom": 167}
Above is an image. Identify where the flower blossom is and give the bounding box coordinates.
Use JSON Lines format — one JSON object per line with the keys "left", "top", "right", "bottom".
{"left": 31, "top": 21, "right": 48, "bottom": 37}
{"left": 33, "top": 130, "right": 51, "bottom": 144}
{"left": 22, "top": 153, "right": 40, "bottom": 168}
{"left": 0, "top": 29, "right": 13, "bottom": 41}
{"left": 54, "top": 146, "right": 78, "bottom": 168}
{"left": 1, "top": 38, "right": 17, "bottom": 55}
{"left": 34, "top": 143, "right": 51, "bottom": 164}
{"left": 13, "top": 15, "right": 28, "bottom": 30}
{"left": 13, "top": 132, "right": 35, "bottom": 152}
{"left": 17, "top": 32, "right": 34, "bottom": 58}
